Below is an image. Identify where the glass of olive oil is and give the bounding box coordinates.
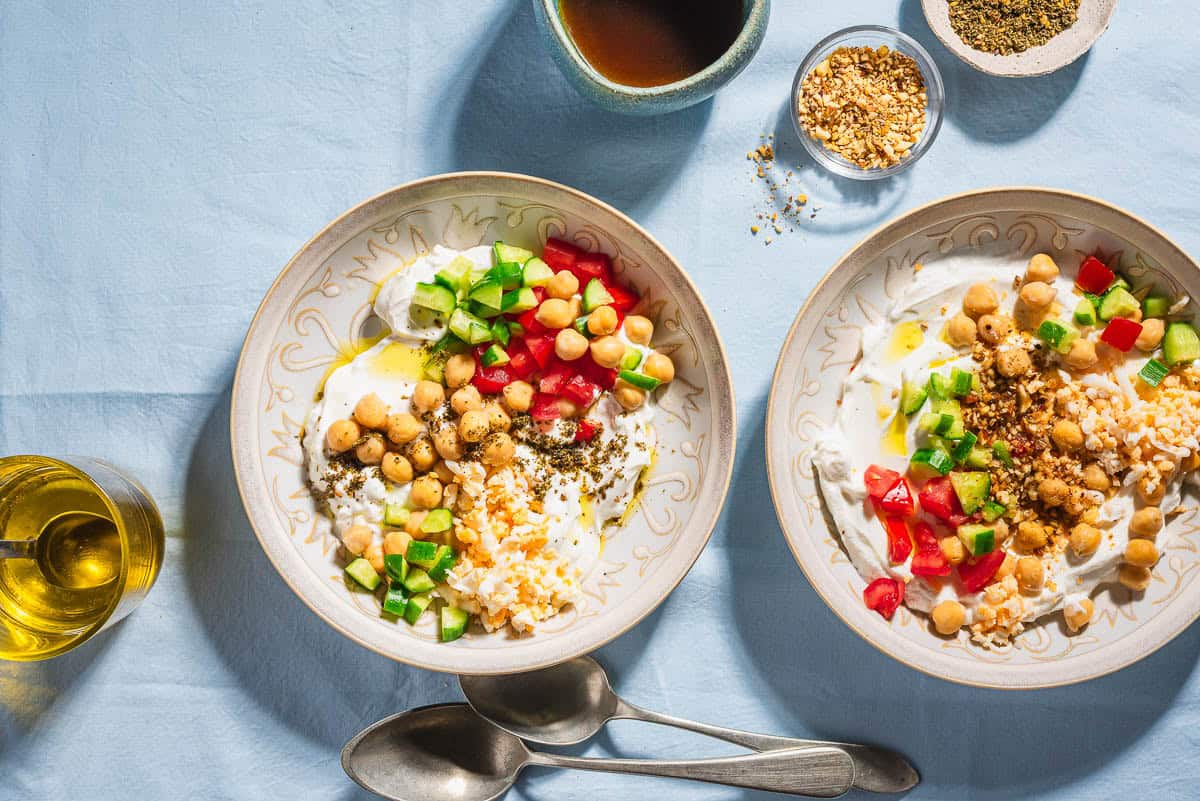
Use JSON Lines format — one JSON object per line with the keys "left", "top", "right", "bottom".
{"left": 0, "top": 456, "right": 164, "bottom": 661}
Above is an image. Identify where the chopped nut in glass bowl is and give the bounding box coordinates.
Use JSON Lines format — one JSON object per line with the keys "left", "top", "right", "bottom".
{"left": 790, "top": 25, "right": 945, "bottom": 180}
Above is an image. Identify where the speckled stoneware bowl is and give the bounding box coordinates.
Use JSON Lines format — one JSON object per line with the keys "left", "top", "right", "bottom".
{"left": 922, "top": 0, "right": 1117, "bottom": 77}
{"left": 767, "top": 188, "right": 1200, "bottom": 689}
{"left": 532, "top": 0, "right": 770, "bottom": 115}
{"left": 231, "top": 172, "right": 735, "bottom": 675}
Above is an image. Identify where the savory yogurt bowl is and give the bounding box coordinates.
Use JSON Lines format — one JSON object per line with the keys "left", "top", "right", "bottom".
{"left": 231, "top": 172, "right": 734, "bottom": 674}
{"left": 768, "top": 188, "right": 1200, "bottom": 688}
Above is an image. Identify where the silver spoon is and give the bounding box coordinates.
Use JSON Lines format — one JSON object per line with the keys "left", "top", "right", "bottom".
{"left": 0, "top": 511, "right": 121, "bottom": 589}
{"left": 460, "top": 656, "right": 918, "bottom": 794}
{"left": 342, "top": 703, "right": 853, "bottom": 801}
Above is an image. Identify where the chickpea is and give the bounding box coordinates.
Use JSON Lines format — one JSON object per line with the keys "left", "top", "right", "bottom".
{"left": 1082, "top": 464, "right": 1110, "bottom": 492}
{"left": 1064, "top": 488, "right": 1091, "bottom": 520}
{"left": 409, "top": 474, "right": 443, "bottom": 509}
{"left": 962, "top": 283, "right": 1000, "bottom": 318}
{"left": 406, "top": 437, "right": 438, "bottom": 472}
{"left": 404, "top": 510, "right": 428, "bottom": 538}
{"left": 1015, "top": 520, "right": 1049, "bottom": 551}
{"left": 1130, "top": 507, "right": 1164, "bottom": 538}
{"left": 587, "top": 305, "right": 618, "bottom": 336}
{"left": 459, "top": 409, "right": 492, "bottom": 443}
{"left": 412, "top": 380, "right": 445, "bottom": 412}
{"left": 590, "top": 335, "right": 626, "bottom": 368}
{"left": 341, "top": 525, "right": 372, "bottom": 556}
{"left": 482, "top": 399, "right": 511, "bottom": 432}
{"left": 1118, "top": 563, "right": 1152, "bottom": 591}
{"left": 1136, "top": 318, "right": 1165, "bottom": 352}
{"left": 557, "top": 398, "right": 580, "bottom": 418}
{"left": 353, "top": 393, "right": 389, "bottom": 430}
{"left": 996, "top": 348, "right": 1032, "bottom": 377}
{"left": 945, "top": 313, "right": 978, "bottom": 347}
{"left": 450, "top": 385, "right": 483, "bottom": 415}
{"left": 931, "top": 600, "right": 966, "bottom": 635}
{"left": 431, "top": 426, "right": 465, "bottom": 461}
{"left": 326, "top": 419, "right": 361, "bottom": 453}
{"left": 555, "top": 328, "right": 590, "bottom": 361}
{"left": 939, "top": 535, "right": 966, "bottom": 566}
{"left": 1038, "top": 478, "right": 1069, "bottom": 507}
{"left": 535, "top": 298, "right": 573, "bottom": 329}
{"left": 434, "top": 461, "right": 455, "bottom": 484}
{"left": 547, "top": 270, "right": 579, "bottom": 300}
{"left": 386, "top": 412, "right": 423, "bottom": 445}
{"left": 383, "top": 531, "right": 412, "bottom": 557}
{"left": 1019, "top": 281, "right": 1056, "bottom": 310}
{"left": 977, "top": 314, "right": 1012, "bottom": 345}
{"left": 355, "top": 433, "right": 386, "bottom": 465}
{"left": 1016, "top": 556, "right": 1045, "bottom": 594}
{"left": 1026, "top": 253, "right": 1060, "bottom": 284}
{"left": 1069, "top": 523, "right": 1102, "bottom": 558}
{"left": 1064, "top": 338, "right": 1099, "bottom": 371}
{"left": 364, "top": 543, "right": 385, "bottom": 574}
{"left": 480, "top": 432, "right": 516, "bottom": 466}
{"left": 613, "top": 380, "right": 647, "bottom": 411}
{"left": 503, "top": 380, "right": 534, "bottom": 412}
{"left": 1125, "top": 539, "right": 1159, "bottom": 568}
{"left": 381, "top": 452, "right": 414, "bottom": 484}
{"left": 994, "top": 553, "right": 1018, "bottom": 581}
{"left": 623, "top": 315, "right": 654, "bottom": 345}
{"left": 1137, "top": 475, "right": 1166, "bottom": 506}
{"left": 567, "top": 296, "right": 584, "bottom": 320}
{"left": 1064, "top": 598, "right": 1095, "bottom": 633}
{"left": 444, "top": 353, "right": 476, "bottom": 389}
{"left": 643, "top": 353, "right": 675, "bottom": 384}
{"left": 1051, "top": 420, "right": 1084, "bottom": 451}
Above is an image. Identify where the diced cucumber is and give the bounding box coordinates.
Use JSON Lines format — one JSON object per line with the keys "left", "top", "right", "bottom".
{"left": 521, "top": 257, "right": 554, "bottom": 287}
{"left": 909, "top": 448, "right": 954, "bottom": 479}
{"left": 435, "top": 256, "right": 475, "bottom": 296}
{"left": 507, "top": 322, "right": 525, "bottom": 338}
{"left": 966, "top": 447, "right": 993, "bottom": 469}
{"left": 900, "top": 380, "right": 928, "bottom": 415}
{"left": 950, "top": 471, "right": 991, "bottom": 515}
{"left": 573, "top": 316, "right": 593, "bottom": 338}
{"left": 1036, "top": 319, "right": 1079, "bottom": 354}
{"left": 618, "top": 370, "right": 661, "bottom": 391}
{"left": 421, "top": 508, "right": 453, "bottom": 534}
{"left": 487, "top": 261, "right": 524, "bottom": 291}
{"left": 950, "top": 431, "right": 978, "bottom": 464}
{"left": 1163, "top": 322, "right": 1200, "bottom": 365}
{"left": 440, "top": 606, "right": 470, "bottom": 642}
{"left": 1138, "top": 358, "right": 1170, "bottom": 387}
{"left": 423, "top": 351, "right": 447, "bottom": 383}
{"left": 1110, "top": 275, "right": 1131, "bottom": 292}
{"left": 500, "top": 287, "right": 538, "bottom": 313}
{"left": 918, "top": 412, "right": 955, "bottom": 436}
{"left": 468, "top": 300, "right": 503, "bottom": 320}
{"left": 1098, "top": 286, "right": 1139, "bottom": 321}
{"left": 345, "top": 558, "right": 381, "bottom": 591}
{"left": 1083, "top": 292, "right": 1103, "bottom": 312}
{"left": 384, "top": 503, "right": 410, "bottom": 528}
{"left": 468, "top": 279, "right": 504, "bottom": 311}
{"left": 431, "top": 333, "right": 468, "bottom": 355}
{"left": 992, "top": 440, "right": 1014, "bottom": 468}
{"left": 928, "top": 373, "right": 951, "bottom": 401}
{"left": 412, "top": 282, "right": 458, "bottom": 315}
{"left": 1142, "top": 295, "right": 1172, "bottom": 319}
{"left": 382, "top": 584, "right": 410, "bottom": 616}
{"left": 480, "top": 344, "right": 510, "bottom": 367}
{"left": 981, "top": 501, "right": 1007, "bottom": 523}
{"left": 493, "top": 242, "right": 534, "bottom": 267}
{"left": 929, "top": 398, "right": 964, "bottom": 439}
{"left": 620, "top": 349, "right": 643, "bottom": 371}
{"left": 384, "top": 554, "right": 408, "bottom": 583}
{"left": 582, "top": 278, "right": 615, "bottom": 313}
{"left": 490, "top": 320, "right": 511, "bottom": 347}
{"left": 401, "top": 567, "right": 436, "bottom": 595}
{"left": 406, "top": 540, "right": 439, "bottom": 568}
{"left": 949, "top": 368, "right": 974, "bottom": 398}
{"left": 957, "top": 523, "right": 996, "bottom": 556}
{"left": 427, "top": 545, "right": 457, "bottom": 582}
{"left": 448, "top": 307, "right": 494, "bottom": 345}
{"left": 402, "top": 592, "right": 432, "bottom": 624}
{"left": 1073, "top": 298, "right": 1097, "bottom": 327}
{"left": 469, "top": 268, "right": 490, "bottom": 285}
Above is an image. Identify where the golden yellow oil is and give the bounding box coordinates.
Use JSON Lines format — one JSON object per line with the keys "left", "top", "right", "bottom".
{"left": 371, "top": 341, "right": 426, "bottom": 380}
{"left": 887, "top": 320, "right": 924, "bottom": 361}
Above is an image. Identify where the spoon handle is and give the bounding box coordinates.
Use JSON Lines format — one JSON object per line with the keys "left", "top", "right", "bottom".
{"left": 616, "top": 698, "right": 819, "bottom": 751}
{"left": 0, "top": 540, "right": 35, "bottom": 560}
{"left": 527, "top": 745, "right": 853, "bottom": 798}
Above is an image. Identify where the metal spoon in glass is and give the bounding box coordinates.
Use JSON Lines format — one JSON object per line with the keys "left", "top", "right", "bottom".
{"left": 342, "top": 703, "right": 854, "bottom": 801}
{"left": 460, "top": 656, "right": 918, "bottom": 795}
{"left": 0, "top": 511, "right": 121, "bottom": 589}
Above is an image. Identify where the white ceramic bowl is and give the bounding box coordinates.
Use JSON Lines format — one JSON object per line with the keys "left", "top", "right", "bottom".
{"left": 231, "top": 172, "right": 735, "bottom": 675}
{"left": 767, "top": 188, "right": 1200, "bottom": 689}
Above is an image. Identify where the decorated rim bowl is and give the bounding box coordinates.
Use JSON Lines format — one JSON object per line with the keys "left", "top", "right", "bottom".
{"left": 231, "top": 171, "right": 735, "bottom": 675}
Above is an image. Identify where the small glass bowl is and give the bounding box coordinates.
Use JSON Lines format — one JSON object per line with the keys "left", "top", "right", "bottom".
{"left": 790, "top": 25, "right": 945, "bottom": 181}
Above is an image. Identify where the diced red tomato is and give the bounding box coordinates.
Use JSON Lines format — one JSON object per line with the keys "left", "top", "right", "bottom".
{"left": 530, "top": 392, "right": 561, "bottom": 421}
{"left": 918, "top": 477, "right": 966, "bottom": 526}
{"left": 884, "top": 517, "right": 913, "bottom": 564}
{"left": 472, "top": 364, "right": 513, "bottom": 394}
{"left": 863, "top": 577, "right": 905, "bottom": 620}
{"left": 579, "top": 358, "right": 618, "bottom": 390}
{"left": 531, "top": 286, "right": 547, "bottom": 305}
{"left": 524, "top": 334, "right": 556, "bottom": 369}
{"left": 570, "top": 252, "right": 613, "bottom": 286}
{"left": 539, "top": 359, "right": 574, "bottom": 395}
{"left": 543, "top": 238, "right": 582, "bottom": 273}
{"left": 864, "top": 465, "right": 903, "bottom": 501}
{"left": 606, "top": 283, "right": 639, "bottom": 314}
{"left": 909, "top": 522, "right": 951, "bottom": 577}
{"left": 574, "top": 419, "right": 598, "bottom": 442}
{"left": 508, "top": 350, "right": 536, "bottom": 380}
{"left": 879, "top": 477, "right": 915, "bottom": 516}
{"left": 1100, "top": 317, "right": 1143, "bottom": 352}
{"left": 957, "top": 550, "right": 1007, "bottom": 593}
{"left": 1076, "top": 256, "right": 1115, "bottom": 295}
{"left": 517, "top": 308, "right": 548, "bottom": 336}
{"left": 560, "top": 374, "right": 599, "bottom": 407}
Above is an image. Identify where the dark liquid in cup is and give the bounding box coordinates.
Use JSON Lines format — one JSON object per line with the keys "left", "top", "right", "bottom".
{"left": 559, "top": 0, "right": 745, "bottom": 88}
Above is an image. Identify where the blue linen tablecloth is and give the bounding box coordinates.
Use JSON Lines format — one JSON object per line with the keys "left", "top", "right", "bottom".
{"left": 3, "top": 2, "right": 1200, "bottom": 799}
